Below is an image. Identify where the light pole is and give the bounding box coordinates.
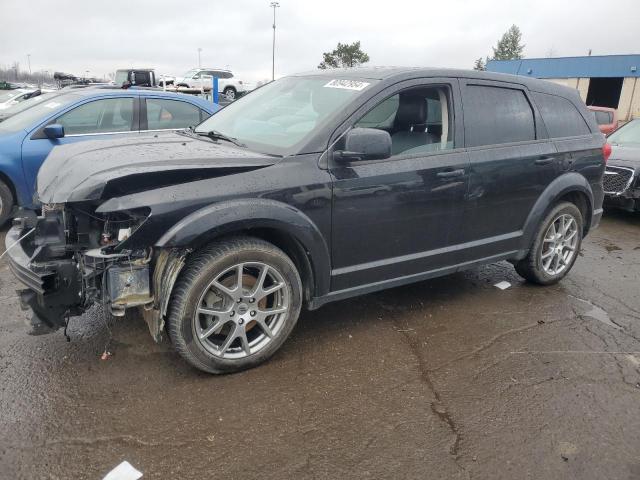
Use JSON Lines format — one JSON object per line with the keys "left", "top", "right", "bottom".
{"left": 270, "top": 2, "right": 280, "bottom": 81}
{"left": 27, "top": 54, "right": 31, "bottom": 75}
{"left": 198, "top": 48, "right": 202, "bottom": 68}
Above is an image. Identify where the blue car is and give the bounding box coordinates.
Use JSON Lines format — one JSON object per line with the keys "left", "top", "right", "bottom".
{"left": 0, "top": 87, "right": 219, "bottom": 222}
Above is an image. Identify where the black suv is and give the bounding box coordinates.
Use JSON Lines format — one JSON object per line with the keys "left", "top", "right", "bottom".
{"left": 6, "top": 68, "right": 605, "bottom": 374}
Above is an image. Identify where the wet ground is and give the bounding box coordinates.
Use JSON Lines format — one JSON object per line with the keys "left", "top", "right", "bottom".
{"left": 1, "top": 210, "right": 639, "bottom": 479}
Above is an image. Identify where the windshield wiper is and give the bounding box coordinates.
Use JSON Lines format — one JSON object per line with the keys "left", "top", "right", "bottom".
{"left": 198, "top": 129, "right": 247, "bottom": 148}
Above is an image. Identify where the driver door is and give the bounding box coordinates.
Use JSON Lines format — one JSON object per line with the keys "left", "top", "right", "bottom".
{"left": 329, "top": 78, "right": 470, "bottom": 292}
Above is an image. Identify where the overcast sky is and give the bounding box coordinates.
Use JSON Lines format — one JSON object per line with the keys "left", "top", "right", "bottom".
{"left": 1, "top": 0, "right": 638, "bottom": 82}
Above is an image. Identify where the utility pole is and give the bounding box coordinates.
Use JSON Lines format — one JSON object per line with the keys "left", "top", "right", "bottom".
{"left": 270, "top": 2, "right": 280, "bottom": 81}
{"left": 27, "top": 54, "right": 31, "bottom": 74}
{"left": 198, "top": 47, "right": 202, "bottom": 68}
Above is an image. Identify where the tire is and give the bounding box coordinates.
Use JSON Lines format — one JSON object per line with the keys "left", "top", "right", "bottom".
{"left": 167, "top": 237, "right": 302, "bottom": 374}
{"left": 515, "top": 202, "right": 583, "bottom": 285}
{"left": 0, "top": 180, "right": 14, "bottom": 226}
{"left": 223, "top": 87, "right": 236, "bottom": 100}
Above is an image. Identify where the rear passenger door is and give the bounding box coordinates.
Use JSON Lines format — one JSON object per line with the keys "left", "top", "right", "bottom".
{"left": 458, "top": 80, "right": 557, "bottom": 260}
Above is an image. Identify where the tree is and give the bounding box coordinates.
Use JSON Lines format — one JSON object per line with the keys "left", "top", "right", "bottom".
{"left": 473, "top": 57, "right": 486, "bottom": 71}
{"left": 318, "top": 41, "right": 370, "bottom": 69}
{"left": 491, "top": 25, "right": 525, "bottom": 61}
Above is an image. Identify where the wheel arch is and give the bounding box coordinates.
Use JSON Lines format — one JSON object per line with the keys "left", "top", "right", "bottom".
{"left": 518, "top": 173, "right": 594, "bottom": 259}
{"left": 155, "top": 199, "right": 331, "bottom": 303}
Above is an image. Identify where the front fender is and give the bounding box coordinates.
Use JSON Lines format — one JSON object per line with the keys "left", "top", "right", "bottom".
{"left": 519, "top": 172, "right": 596, "bottom": 257}
{"left": 155, "top": 198, "right": 331, "bottom": 296}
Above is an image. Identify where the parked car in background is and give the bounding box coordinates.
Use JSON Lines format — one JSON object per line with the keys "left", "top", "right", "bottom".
{"left": 588, "top": 106, "right": 618, "bottom": 135}
{"left": 602, "top": 118, "right": 640, "bottom": 212}
{"left": 174, "top": 68, "right": 253, "bottom": 99}
{"left": 0, "top": 91, "right": 67, "bottom": 122}
{"left": 114, "top": 68, "right": 157, "bottom": 87}
{"left": 0, "top": 88, "right": 48, "bottom": 111}
{"left": 6, "top": 68, "right": 605, "bottom": 374}
{"left": 0, "top": 88, "right": 218, "bottom": 223}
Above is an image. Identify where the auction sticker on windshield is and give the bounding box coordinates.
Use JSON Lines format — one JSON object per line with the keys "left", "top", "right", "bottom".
{"left": 324, "top": 79, "right": 370, "bottom": 91}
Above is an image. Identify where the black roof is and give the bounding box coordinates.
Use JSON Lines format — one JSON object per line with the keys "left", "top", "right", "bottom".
{"left": 291, "top": 66, "right": 575, "bottom": 96}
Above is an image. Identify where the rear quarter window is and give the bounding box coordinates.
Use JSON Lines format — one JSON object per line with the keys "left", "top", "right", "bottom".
{"left": 532, "top": 92, "right": 591, "bottom": 138}
{"left": 464, "top": 85, "right": 536, "bottom": 147}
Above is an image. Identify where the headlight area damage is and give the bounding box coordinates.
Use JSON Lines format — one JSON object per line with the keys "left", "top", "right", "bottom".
{"left": 7, "top": 203, "right": 177, "bottom": 337}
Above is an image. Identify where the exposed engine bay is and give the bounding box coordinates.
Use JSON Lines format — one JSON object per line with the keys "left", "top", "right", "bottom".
{"left": 12, "top": 203, "right": 178, "bottom": 337}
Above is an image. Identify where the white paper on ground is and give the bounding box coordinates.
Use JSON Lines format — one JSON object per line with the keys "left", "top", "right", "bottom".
{"left": 103, "top": 461, "right": 143, "bottom": 480}
{"left": 494, "top": 281, "right": 511, "bottom": 290}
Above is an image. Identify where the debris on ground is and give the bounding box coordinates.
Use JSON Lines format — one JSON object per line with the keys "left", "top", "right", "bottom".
{"left": 494, "top": 281, "right": 511, "bottom": 290}
{"left": 101, "top": 350, "right": 113, "bottom": 361}
{"left": 103, "top": 461, "right": 142, "bottom": 480}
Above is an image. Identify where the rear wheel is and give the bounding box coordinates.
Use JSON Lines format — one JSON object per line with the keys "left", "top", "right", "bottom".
{"left": 0, "top": 180, "right": 14, "bottom": 226}
{"left": 515, "top": 202, "right": 583, "bottom": 285}
{"left": 167, "top": 237, "right": 302, "bottom": 374}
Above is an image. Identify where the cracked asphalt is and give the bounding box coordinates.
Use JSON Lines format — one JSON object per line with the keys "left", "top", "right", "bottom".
{"left": 1, "top": 210, "right": 639, "bottom": 479}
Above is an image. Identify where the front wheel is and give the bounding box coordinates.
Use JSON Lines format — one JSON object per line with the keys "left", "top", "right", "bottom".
{"left": 167, "top": 237, "right": 302, "bottom": 374}
{"left": 515, "top": 202, "right": 583, "bottom": 285}
{"left": 0, "top": 180, "right": 14, "bottom": 226}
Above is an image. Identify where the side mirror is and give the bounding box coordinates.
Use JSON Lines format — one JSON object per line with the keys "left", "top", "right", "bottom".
{"left": 334, "top": 128, "right": 392, "bottom": 162}
{"left": 43, "top": 124, "right": 65, "bottom": 139}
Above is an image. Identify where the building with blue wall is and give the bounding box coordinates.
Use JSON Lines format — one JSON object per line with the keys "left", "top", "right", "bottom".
{"left": 487, "top": 55, "right": 640, "bottom": 122}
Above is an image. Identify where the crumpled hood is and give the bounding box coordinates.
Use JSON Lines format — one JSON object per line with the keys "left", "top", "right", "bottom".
{"left": 608, "top": 144, "right": 640, "bottom": 170}
{"left": 38, "top": 131, "right": 278, "bottom": 203}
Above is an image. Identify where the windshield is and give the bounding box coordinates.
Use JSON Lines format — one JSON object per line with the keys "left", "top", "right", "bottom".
{"left": 0, "top": 92, "right": 63, "bottom": 119}
{"left": 0, "top": 92, "right": 81, "bottom": 133}
{"left": 195, "top": 76, "right": 376, "bottom": 155}
{"left": 0, "top": 90, "right": 25, "bottom": 104}
{"left": 608, "top": 120, "right": 640, "bottom": 146}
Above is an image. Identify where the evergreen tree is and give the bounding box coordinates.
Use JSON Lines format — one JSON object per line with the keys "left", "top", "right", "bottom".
{"left": 473, "top": 57, "right": 486, "bottom": 71}
{"left": 491, "top": 25, "right": 525, "bottom": 60}
{"left": 318, "top": 41, "right": 370, "bottom": 69}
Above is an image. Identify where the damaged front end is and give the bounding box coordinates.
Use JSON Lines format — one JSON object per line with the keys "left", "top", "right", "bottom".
{"left": 7, "top": 203, "right": 163, "bottom": 335}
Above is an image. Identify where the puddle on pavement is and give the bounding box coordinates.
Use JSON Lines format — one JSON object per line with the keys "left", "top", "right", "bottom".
{"left": 569, "top": 295, "right": 620, "bottom": 330}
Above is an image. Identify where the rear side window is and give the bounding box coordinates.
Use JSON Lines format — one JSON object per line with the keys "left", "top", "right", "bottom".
{"left": 464, "top": 85, "right": 535, "bottom": 147}
{"left": 146, "top": 98, "right": 202, "bottom": 130}
{"left": 532, "top": 92, "right": 591, "bottom": 138}
{"left": 593, "top": 110, "right": 613, "bottom": 125}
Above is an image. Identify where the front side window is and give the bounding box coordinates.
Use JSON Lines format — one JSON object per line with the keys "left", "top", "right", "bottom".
{"left": 608, "top": 119, "right": 640, "bottom": 146}
{"left": 533, "top": 92, "right": 590, "bottom": 138}
{"left": 146, "top": 98, "right": 202, "bottom": 130}
{"left": 464, "top": 85, "right": 535, "bottom": 147}
{"left": 196, "top": 76, "right": 377, "bottom": 155}
{"left": 355, "top": 86, "right": 453, "bottom": 156}
{"left": 56, "top": 98, "right": 135, "bottom": 135}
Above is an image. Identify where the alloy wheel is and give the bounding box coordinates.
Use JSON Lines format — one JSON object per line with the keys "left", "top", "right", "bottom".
{"left": 193, "top": 262, "right": 288, "bottom": 359}
{"left": 540, "top": 213, "right": 579, "bottom": 276}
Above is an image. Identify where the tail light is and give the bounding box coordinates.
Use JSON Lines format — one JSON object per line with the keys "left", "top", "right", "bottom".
{"left": 602, "top": 143, "right": 612, "bottom": 164}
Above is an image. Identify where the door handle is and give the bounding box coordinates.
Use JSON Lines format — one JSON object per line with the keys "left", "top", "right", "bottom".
{"left": 437, "top": 169, "right": 465, "bottom": 179}
{"left": 534, "top": 157, "right": 554, "bottom": 165}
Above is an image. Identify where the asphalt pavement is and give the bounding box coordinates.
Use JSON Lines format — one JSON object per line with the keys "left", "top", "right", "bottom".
{"left": 0, "top": 210, "right": 639, "bottom": 479}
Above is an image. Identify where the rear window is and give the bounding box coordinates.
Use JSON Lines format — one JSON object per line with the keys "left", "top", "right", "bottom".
{"left": 533, "top": 92, "right": 591, "bottom": 138}
{"left": 592, "top": 110, "right": 613, "bottom": 125}
{"left": 464, "top": 85, "right": 535, "bottom": 147}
